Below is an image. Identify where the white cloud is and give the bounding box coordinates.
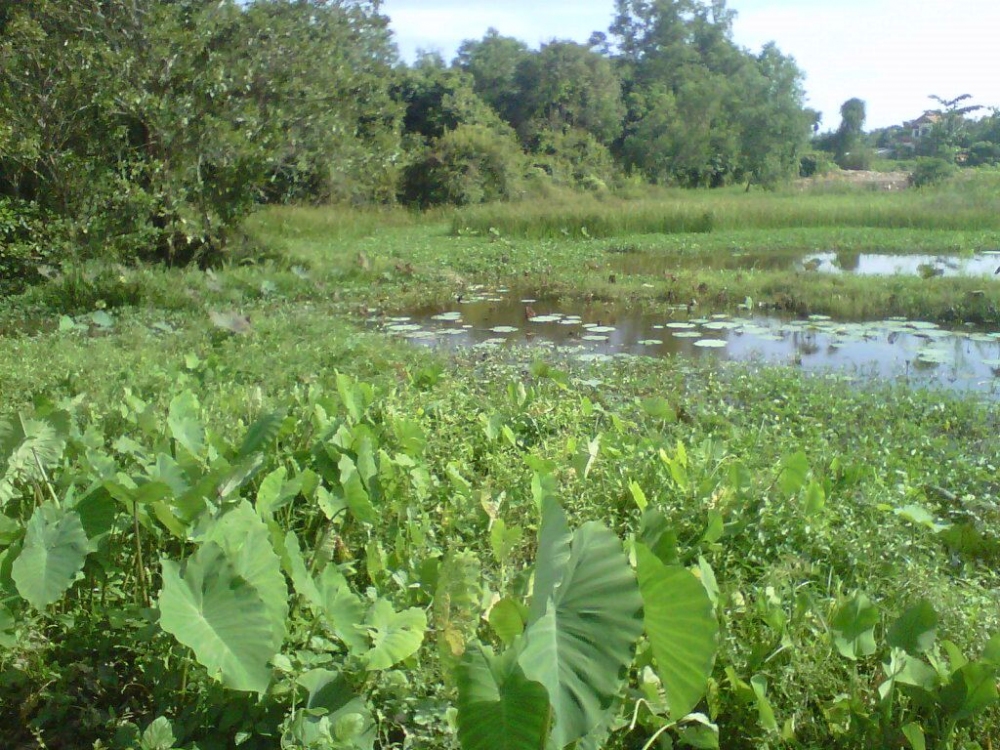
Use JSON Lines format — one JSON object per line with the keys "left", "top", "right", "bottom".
{"left": 731, "top": 0, "right": 1000, "bottom": 128}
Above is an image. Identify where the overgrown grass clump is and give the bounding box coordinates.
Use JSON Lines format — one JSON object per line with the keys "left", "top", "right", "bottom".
{"left": 454, "top": 173, "right": 1000, "bottom": 239}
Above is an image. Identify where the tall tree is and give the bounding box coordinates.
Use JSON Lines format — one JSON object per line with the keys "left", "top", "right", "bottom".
{"left": 455, "top": 29, "right": 531, "bottom": 126}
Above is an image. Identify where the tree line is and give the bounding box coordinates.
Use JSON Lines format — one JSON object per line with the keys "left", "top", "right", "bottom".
{"left": 1, "top": 0, "right": 816, "bottom": 274}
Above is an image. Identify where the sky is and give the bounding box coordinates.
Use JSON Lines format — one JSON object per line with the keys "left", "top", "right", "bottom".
{"left": 382, "top": 0, "right": 1000, "bottom": 131}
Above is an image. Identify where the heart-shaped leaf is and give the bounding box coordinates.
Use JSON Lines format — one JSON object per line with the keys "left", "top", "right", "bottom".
{"left": 159, "top": 542, "right": 276, "bottom": 694}
{"left": 12, "top": 504, "right": 90, "bottom": 610}
{"left": 636, "top": 544, "right": 718, "bottom": 719}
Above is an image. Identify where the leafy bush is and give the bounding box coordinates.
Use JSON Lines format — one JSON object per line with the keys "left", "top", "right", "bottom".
{"left": 799, "top": 151, "right": 835, "bottom": 178}
{"left": 836, "top": 146, "right": 875, "bottom": 171}
{"left": 0, "top": 199, "right": 65, "bottom": 292}
{"left": 0, "top": 1, "right": 400, "bottom": 268}
{"left": 910, "top": 157, "right": 958, "bottom": 188}
{"left": 400, "top": 124, "right": 526, "bottom": 207}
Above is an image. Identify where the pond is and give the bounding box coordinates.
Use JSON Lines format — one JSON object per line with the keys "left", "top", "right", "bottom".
{"left": 612, "top": 250, "right": 1000, "bottom": 278}
{"left": 374, "top": 288, "right": 1000, "bottom": 396}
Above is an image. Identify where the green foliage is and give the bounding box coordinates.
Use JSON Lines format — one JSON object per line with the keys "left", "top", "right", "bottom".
{"left": 636, "top": 544, "right": 718, "bottom": 719}
{"left": 11, "top": 504, "right": 91, "bottom": 610}
{"left": 456, "top": 645, "right": 550, "bottom": 750}
{"left": 159, "top": 542, "right": 279, "bottom": 695}
{"left": 910, "top": 157, "right": 958, "bottom": 188}
{"left": 0, "top": 0, "right": 400, "bottom": 267}
{"left": 401, "top": 124, "right": 526, "bottom": 207}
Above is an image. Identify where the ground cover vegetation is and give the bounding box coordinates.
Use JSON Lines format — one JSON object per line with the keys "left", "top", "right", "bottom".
{"left": 3, "top": 1, "right": 1000, "bottom": 748}
{"left": 2, "top": 196, "right": 1000, "bottom": 748}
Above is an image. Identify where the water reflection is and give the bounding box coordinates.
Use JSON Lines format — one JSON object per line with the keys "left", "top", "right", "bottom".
{"left": 378, "top": 292, "right": 1000, "bottom": 396}
{"left": 611, "top": 250, "right": 1000, "bottom": 278}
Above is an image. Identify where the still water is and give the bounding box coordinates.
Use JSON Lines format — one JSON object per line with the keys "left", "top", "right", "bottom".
{"left": 376, "top": 290, "right": 1000, "bottom": 396}
{"left": 612, "top": 251, "right": 1000, "bottom": 278}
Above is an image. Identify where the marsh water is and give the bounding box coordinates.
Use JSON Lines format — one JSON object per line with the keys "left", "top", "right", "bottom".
{"left": 376, "top": 288, "right": 1000, "bottom": 396}
{"left": 612, "top": 250, "right": 1000, "bottom": 277}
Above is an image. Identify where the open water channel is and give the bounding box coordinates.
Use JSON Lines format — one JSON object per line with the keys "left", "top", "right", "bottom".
{"left": 375, "top": 286, "right": 1000, "bottom": 397}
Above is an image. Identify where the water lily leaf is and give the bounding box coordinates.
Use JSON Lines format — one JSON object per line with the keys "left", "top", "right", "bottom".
{"left": 159, "top": 542, "right": 276, "bottom": 694}
{"left": 12, "top": 504, "right": 91, "bottom": 610}
{"left": 693, "top": 339, "right": 727, "bottom": 348}
{"left": 362, "top": 599, "right": 427, "bottom": 670}
{"left": 490, "top": 326, "right": 519, "bottom": 333}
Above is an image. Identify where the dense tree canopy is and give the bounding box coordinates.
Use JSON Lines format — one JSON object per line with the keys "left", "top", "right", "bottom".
{"left": 1, "top": 0, "right": 822, "bottom": 268}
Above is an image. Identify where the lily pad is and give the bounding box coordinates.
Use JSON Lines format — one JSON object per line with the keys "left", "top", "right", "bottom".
{"left": 589, "top": 326, "right": 616, "bottom": 333}
{"left": 387, "top": 323, "right": 423, "bottom": 333}
{"left": 673, "top": 331, "right": 703, "bottom": 339}
{"left": 638, "top": 339, "right": 663, "bottom": 346}
{"left": 490, "top": 326, "right": 519, "bottom": 334}
{"left": 529, "top": 315, "right": 563, "bottom": 323}
{"left": 431, "top": 312, "right": 463, "bottom": 321}
{"left": 693, "top": 339, "right": 727, "bottom": 348}
{"left": 666, "top": 322, "right": 696, "bottom": 330}
{"left": 581, "top": 334, "right": 609, "bottom": 342}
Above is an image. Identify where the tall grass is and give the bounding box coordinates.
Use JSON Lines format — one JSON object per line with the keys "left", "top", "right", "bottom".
{"left": 453, "top": 171, "right": 1000, "bottom": 239}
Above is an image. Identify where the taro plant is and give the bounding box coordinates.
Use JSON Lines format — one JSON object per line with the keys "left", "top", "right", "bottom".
{"left": 455, "top": 484, "right": 720, "bottom": 750}
{"left": 826, "top": 594, "right": 1000, "bottom": 749}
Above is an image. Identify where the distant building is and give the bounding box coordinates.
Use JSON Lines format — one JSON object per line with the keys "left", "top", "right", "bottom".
{"left": 895, "top": 111, "right": 942, "bottom": 151}
{"left": 905, "top": 111, "right": 941, "bottom": 139}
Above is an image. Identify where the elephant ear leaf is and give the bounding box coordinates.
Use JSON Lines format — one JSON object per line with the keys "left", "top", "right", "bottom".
{"left": 457, "top": 643, "right": 550, "bottom": 750}
{"left": 158, "top": 542, "right": 276, "bottom": 694}
{"left": 518, "top": 521, "right": 643, "bottom": 749}
{"left": 12, "top": 503, "right": 91, "bottom": 610}
{"left": 636, "top": 543, "right": 718, "bottom": 720}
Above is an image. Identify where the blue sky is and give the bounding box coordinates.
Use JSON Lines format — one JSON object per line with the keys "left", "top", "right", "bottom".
{"left": 382, "top": 0, "right": 1000, "bottom": 131}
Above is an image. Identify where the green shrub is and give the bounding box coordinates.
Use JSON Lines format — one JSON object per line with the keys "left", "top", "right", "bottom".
{"left": 400, "top": 124, "right": 526, "bottom": 207}
{"left": 799, "top": 151, "right": 835, "bottom": 178}
{"left": 836, "top": 146, "right": 875, "bottom": 171}
{"left": 909, "top": 157, "right": 958, "bottom": 188}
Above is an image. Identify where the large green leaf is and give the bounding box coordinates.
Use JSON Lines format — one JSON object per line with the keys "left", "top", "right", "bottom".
{"left": 202, "top": 502, "right": 288, "bottom": 650}
{"left": 0, "top": 415, "right": 68, "bottom": 508}
{"left": 518, "top": 521, "right": 643, "bottom": 749}
{"left": 0, "top": 603, "right": 15, "bottom": 648}
{"left": 457, "top": 644, "right": 550, "bottom": 750}
{"left": 159, "top": 542, "right": 276, "bottom": 694}
{"left": 636, "top": 544, "right": 718, "bottom": 719}
{"left": 291, "top": 668, "right": 376, "bottom": 750}
{"left": 318, "top": 565, "right": 368, "bottom": 653}
{"left": 528, "top": 496, "right": 572, "bottom": 624}
{"left": 939, "top": 662, "right": 1000, "bottom": 722}
{"left": 12, "top": 503, "right": 91, "bottom": 610}
{"left": 830, "top": 592, "right": 879, "bottom": 660}
{"left": 167, "top": 391, "right": 205, "bottom": 458}
{"left": 362, "top": 599, "right": 427, "bottom": 670}
{"left": 887, "top": 600, "right": 938, "bottom": 656}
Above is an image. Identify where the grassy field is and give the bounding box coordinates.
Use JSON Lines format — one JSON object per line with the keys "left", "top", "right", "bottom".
{"left": 1, "top": 179, "right": 999, "bottom": 749}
